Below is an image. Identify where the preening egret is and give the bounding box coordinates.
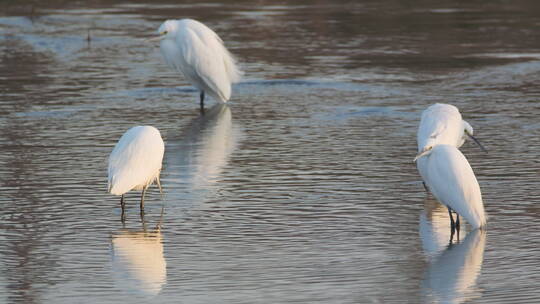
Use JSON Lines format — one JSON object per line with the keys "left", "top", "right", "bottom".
{"left": 151, "top": 19, "right": 242, "bottom": 111}
{"left": 108, "top": 126, "right": 165, "bottom": 219}
{"left": 414, "top": 144, "right": 486, "bottom": 232}
{"left": 415, "top": 104, "right": 487, "bottom": 232}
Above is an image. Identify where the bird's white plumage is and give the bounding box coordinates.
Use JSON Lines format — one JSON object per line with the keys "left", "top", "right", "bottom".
{"left": 421, "top": 145, "right": 486, "bottom": 229}
{"left": 415, "top": 103, "right": 486, "bottom": 229}
{"left": 158, "top": 19, "right": 242, "bottom": 103}
{"left": 108, "top": 126, "right": 165, "bottom": 195}
{"left": 417, "top": 103, "right": 472, "bottom": 153}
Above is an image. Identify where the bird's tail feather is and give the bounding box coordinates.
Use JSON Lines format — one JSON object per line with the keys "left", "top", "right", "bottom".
{"left": 223, "top": 48, "right": 242, "bottom": 84}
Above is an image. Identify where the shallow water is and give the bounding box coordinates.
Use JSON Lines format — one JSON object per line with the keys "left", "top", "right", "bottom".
{"left": 1, "top": 1, "right": 540, "bottom": 303}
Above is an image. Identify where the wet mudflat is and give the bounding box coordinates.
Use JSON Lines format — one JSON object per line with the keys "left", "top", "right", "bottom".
{"left": 0, "top": 1, "right": 539, "bottom": 303}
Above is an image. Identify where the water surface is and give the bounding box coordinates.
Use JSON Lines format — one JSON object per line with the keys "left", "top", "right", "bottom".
{"left": 1, "top": 1, "right": 539, "bottom": 303}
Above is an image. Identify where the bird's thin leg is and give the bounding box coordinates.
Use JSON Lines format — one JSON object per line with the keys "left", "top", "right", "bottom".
{"left": 447, "top": 206, "right": 456, "bottom": 233}
{"left": 155, "top": 206, "right": 165, "bottom": 231}
{"left": 422, "top": 181, "right": 429, "bottom": 193}
{"left": 120, "top": 194, "right": 126, "bottom": 222}
{"left": 448, "top": 207, "right": 457, "bottom": 244}
{"left": 140, "top": 187, "right": 147, "bottom": 212}
{"left": 140, "top": 208, "right": 146, "bottom": 231}
{"left": 200, "top": 91, "right": 205, "bottom": 114}
{"left": 156, "top": 176, "right": 164, "bottom": 200}
{"left": 455, "top": 214, "right": 461, "bottom": 241}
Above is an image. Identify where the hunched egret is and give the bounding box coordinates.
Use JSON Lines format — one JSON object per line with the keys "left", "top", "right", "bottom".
{"left": 108, "top": 126, "right": 165, "bottom": 220}
{"left": 152, "top": 19, "right": 242, "bottom": 112}
{"left": 415, "top": 105, "right": 487, "bottom": 233}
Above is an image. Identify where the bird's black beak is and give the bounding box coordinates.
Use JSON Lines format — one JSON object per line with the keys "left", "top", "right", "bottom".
{"left": 466, "top": 133, "right": 488, "bottom": 153}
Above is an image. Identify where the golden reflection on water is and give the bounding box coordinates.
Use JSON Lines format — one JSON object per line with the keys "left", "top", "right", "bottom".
{"left": 111, "top": 224, "right": 166, "bottom": 296}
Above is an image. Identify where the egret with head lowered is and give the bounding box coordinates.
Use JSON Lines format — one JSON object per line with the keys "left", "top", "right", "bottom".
{"left": 416, "top": 103, "right": 487, "bottom": 192}
{"left": 414, "top": 104, "right": 487, "bottom": 234}
{"left": 108, "top": 126, "right": 165, "bottom": 220}
{"left": 151, "top": 19, "right": 242, "bottom": 112}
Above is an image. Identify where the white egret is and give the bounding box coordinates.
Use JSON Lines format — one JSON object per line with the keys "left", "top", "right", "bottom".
{"left": 108, "top": 126, "right": 165, "bottom": 219}
{"left": 414, "top": 144, "right": 486, "bottom": 231}
{"left": 415, "top": 103, "right": 487, "bottom": 232}
{"left": 151, "top": 19, "right": 242, "bottom": 111}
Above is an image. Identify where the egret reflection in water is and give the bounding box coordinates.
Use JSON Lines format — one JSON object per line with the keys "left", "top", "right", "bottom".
{"left": 164, "top": 103, "right": 241, "bottom": 201}
{"left": 420, "top": 200, "right": 487, "bottom": 304}
{"left": 420, "top": 198, "right": 466, "bottom": 256}
{"left": 110, "top": 216, "right": 166, "bottom": 296}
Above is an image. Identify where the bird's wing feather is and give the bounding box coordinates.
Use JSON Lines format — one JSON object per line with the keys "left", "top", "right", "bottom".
{"left": 171, "top": 19, "right": 241, "bottom": 102}
{"left": 183, "top": 20, "right": 242, "bottom": 84}
{"left": 180, "top": 28, "right": 229, "bottom": 101}
{"left": 108, "top": 127, "right": 165, "bottom": 195}
{"left": 160, "top": 39, "right": 184, "bottom": 72}
{"left": 426, "top": 145, "right": 486, "bottom": 228}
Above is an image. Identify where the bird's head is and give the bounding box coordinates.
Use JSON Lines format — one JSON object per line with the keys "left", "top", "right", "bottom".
{"left": 462, "top": 120, "right": 488, "bottom": 153}
{"left": 458, "top": 120, "right": 474, "bottom": 147}
{"left": 158, "top": 20, "right": 179, "bottom": 38}
{"left": 413, "top": 145, "right": 433, "bottom": 162}
{"left": 463, "top": 121, "right": 474, "bottom": 137}
{"left": 147, "top": 20, "right": 178, "bottom": 42}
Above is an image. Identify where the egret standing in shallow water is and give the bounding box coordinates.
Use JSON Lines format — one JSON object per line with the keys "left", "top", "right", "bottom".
{"left": 108, "top": 126, "right": 165, "bottom": 220}
{"left": 415, "top": 104, "right": 487, "bottom": 234}
{"left": 151, "top": 19, "right": 242, "bottom": 112}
